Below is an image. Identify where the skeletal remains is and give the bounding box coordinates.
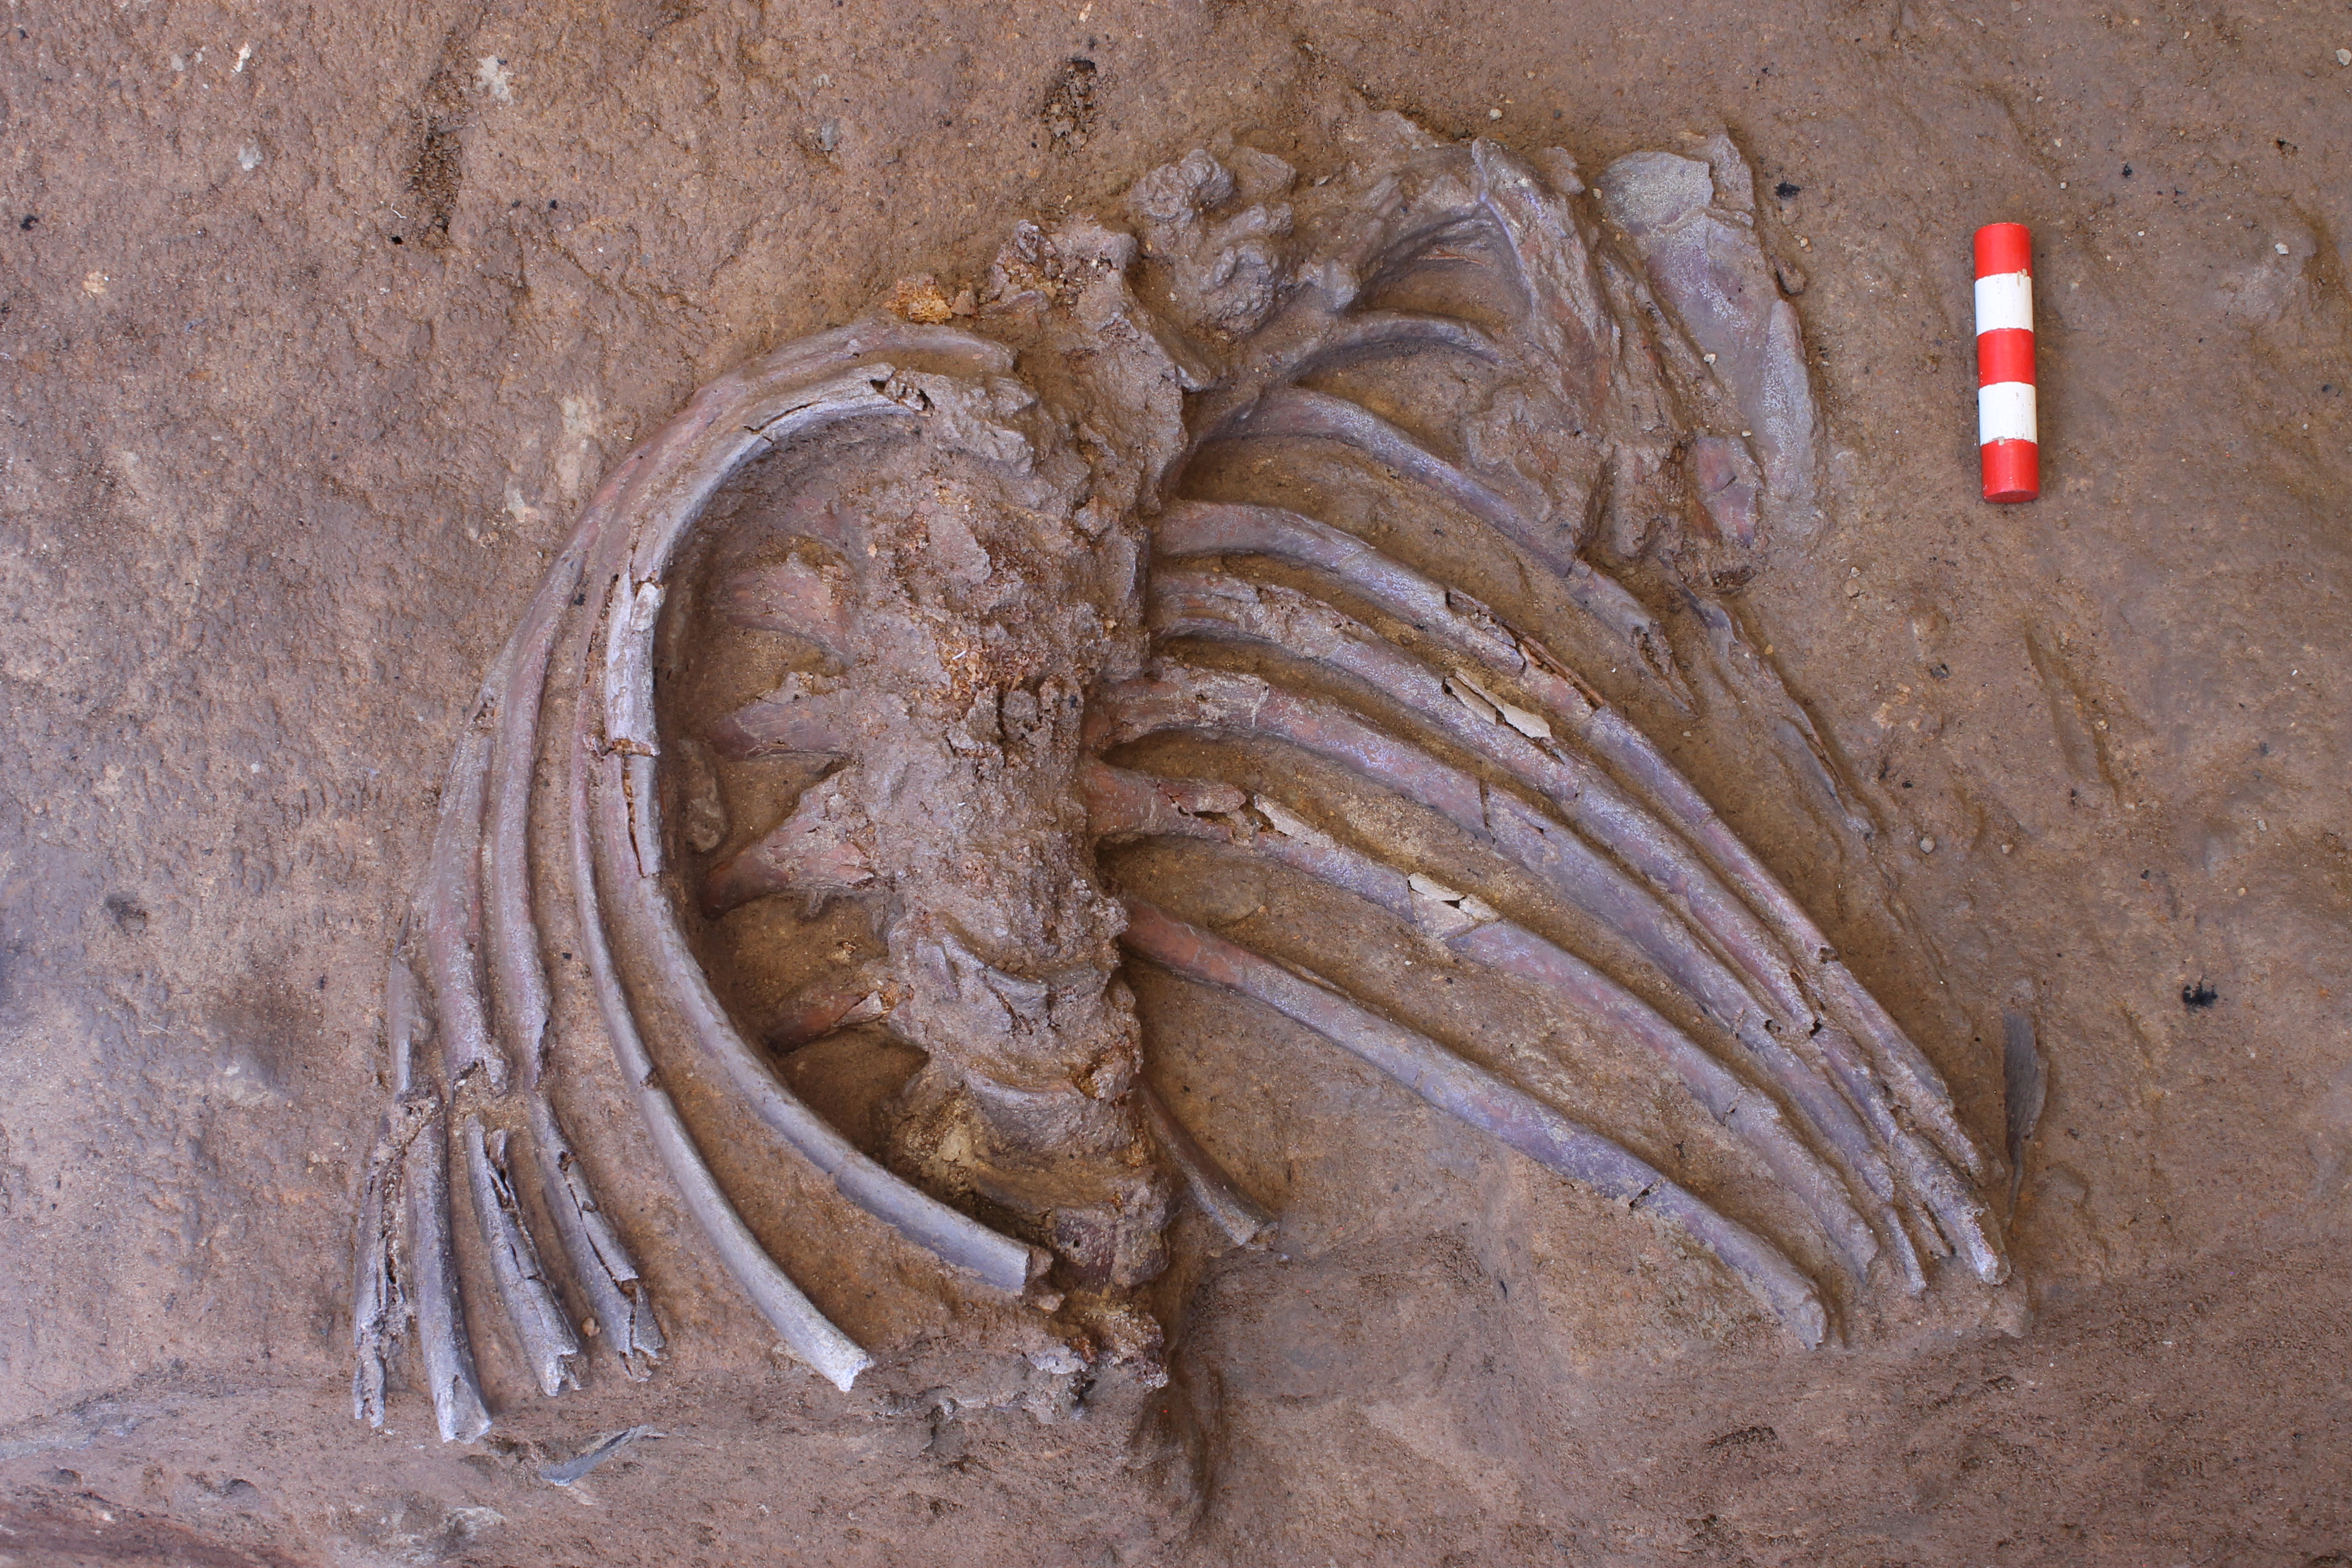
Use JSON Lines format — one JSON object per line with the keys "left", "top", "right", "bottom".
{"left": 353, "top": 112, "right": 2005, "bottom": 1442}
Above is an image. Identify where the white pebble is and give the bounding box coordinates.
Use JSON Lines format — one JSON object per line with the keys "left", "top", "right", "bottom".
{"left": 2336, "top": 47, "right": 2351, "bottom": 66}
{"left": 1489, "top": 108, "right": 1504, "bottom": 120}
{"left": 1917, "top": 836, "right": 1936, "bottom": 854}
{"left": 2274, "top": 242, "right": 2291, "bottom": 255}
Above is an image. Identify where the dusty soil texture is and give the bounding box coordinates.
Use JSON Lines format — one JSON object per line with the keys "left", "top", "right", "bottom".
{"left": 4, "top": 1, "right": 2350, "bottom": 1564}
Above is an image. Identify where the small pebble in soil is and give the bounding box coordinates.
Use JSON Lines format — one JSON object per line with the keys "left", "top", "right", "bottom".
{"left": 1918, "top": 836, "right": 1936, "bottom": 854}
{"left": 2274, "top": 242, "right": 2291, "bottom": 255}
{"left": 2337, "top": 47, "right": 2351, "bottom": 65}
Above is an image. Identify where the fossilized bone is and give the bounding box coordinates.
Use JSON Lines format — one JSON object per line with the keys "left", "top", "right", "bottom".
{"left": 353, "top": 114, "right": 2004, "bottom": 1441}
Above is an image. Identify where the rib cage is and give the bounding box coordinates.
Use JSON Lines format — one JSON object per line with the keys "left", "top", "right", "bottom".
{"left": 352, "top": 115, "right": 2005, "bottom": 1444}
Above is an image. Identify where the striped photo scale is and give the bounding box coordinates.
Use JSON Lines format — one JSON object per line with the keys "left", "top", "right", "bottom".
{"left": 1974, "top": 222, "right": 2039, "bottom": 503}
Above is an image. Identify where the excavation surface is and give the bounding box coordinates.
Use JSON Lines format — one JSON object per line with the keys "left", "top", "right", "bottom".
{"left": 2, "top": 2, "right": 2348, "bottom": 1564}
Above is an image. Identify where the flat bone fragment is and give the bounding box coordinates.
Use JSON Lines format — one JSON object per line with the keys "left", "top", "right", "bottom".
{"left": 1120, "top": 901, "right": 1828, "bottom": 1347}
{"left": 721, "top": 555, "right": 853, "bottom": 658}
{"left": 708, "top": 679, "right": 864, "bottom": 761}
{"left": 464, "top": 1116, "right": 585, "bottom": 1398}
{"left": 1596, "top": 138, "right": 1823, "bottom": 535}
{"left": 700, "top": 778, "right": 876, "bottom": 917}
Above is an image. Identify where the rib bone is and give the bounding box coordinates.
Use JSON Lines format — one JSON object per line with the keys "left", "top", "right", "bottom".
{"left": 1120, "top": 901, "right": 1829, "bottom": 1347}
{"left": 1086, "top": 762, "right": 1879, "bottom": 1282}
{"left": 530, "top": 1094, "right": 666, "bottom": 1380}
{"left": 1200, "top": 385, "right": 1680, "bottom": 693}
{"left": 465, "top": 1116, "right": 585, "bottom": 1398}
{"left": 406, "top": 1095, "right": 492, "bottom": 1443}
{"left": 1138, "top": 1081, "right": 1274, "bottom": 1249}
{"left": 570, "top": 734, "right": 875, "bottom": 1391}
{"left": 1152, "top": 499, "right": 1982, "bottom": 1179}
{"left": 1092, "top": 667, "right": 2005, "bottom": 1280}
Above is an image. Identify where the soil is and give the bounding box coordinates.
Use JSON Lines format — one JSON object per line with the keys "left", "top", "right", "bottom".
{"left": 4, "top": 1, "right": 2351, "bottom": 1564}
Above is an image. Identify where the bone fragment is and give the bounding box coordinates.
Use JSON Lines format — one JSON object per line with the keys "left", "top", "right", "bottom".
{"left": 385, "top": 930, "right": 429, "bottom": 1102}
{"left": 721, "top": 554, "right": 852, "bottom": 660}
{"left": 1138, "top": 1082, "right": 1274, "bottom": 1248}
{"left": 350, "top": 1099, "right": 422, "bottom": 1427}
{"left": 542, "top": 1425, "right": 664, "bottom": 1488}
{"left": 405, "top": 1095, "right": 493, "bottom": 1443}
{"left": 464, "top": 1116, "right": 584, "bottom": 1398}
{"left": 420, "top": 681, "right": 510, "bottom": 1096}
{"left": 530, "top": 1094, "right": 665, "bottom": 1379}
{"left": 1120, "top": 901, "right": 1828, "bottom": 1347}
{"left": 707, "top": 678, "right": 863, "bottom": 761}
{"left": 699, "top": 776, "right": 875, "bottom": 917}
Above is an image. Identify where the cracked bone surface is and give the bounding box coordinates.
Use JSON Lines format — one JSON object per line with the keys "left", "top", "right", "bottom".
{"left": 359, "top": 111, "right": 2002, "bottom": 1444}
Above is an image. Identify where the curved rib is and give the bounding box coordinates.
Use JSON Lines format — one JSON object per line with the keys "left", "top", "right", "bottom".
{"left": 471, "top": 315, "right": 1014, "bottom": 1091}
{"left": 1151, "top": 500, "right": 1983, "bottom": 1180}
{"left": 1183, "top": 309, "right": 1505, "bottom": 443}
{"left": 573, "top": 354, "right": 1052, "bottom": 1299}
{"left": 1151, "top": 567, "right": 1818, "bottom": 1030}
{"left": 464, "top": 1115, "right": 584, "bottom": 1398}
{"left": 529, "top": 1093, "right": 666, "bottom": 1379}
{"left": 483, "top": 456, "right": 633, "bottom": 1088}
{"left": 1086, "top": 761, "right": 1879, "bottom": 1283}
{"left": 569, "top": 733, "right": 874, "bottom": 1392}
{"left": 1199, "top": 385, "right": 1681, "bottom": 694}
{"left": 1090, "top": 665, "right": 1887, "bottom": 1190}
{"left": 1119, "top": 901, "right": 1829, "bottom": 1347}
{"left": 587, "top": 743, "right": 1044, "bottom": 1294}
{"left": 1137, "top": 1081, "right": 1274, "bottom": 1249}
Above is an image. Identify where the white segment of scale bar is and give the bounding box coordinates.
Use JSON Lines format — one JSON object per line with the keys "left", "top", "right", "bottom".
{"left": 1977, "top": 381, "right": 2038, "bottom": 444}
{"left": 1974, "top": 271, "right": 2034, "bottom": 334}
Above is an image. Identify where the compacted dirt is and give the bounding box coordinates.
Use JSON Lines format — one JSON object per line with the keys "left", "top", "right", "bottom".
{"left": 3, "top": 2, "right": 2350, "bottom": 1564}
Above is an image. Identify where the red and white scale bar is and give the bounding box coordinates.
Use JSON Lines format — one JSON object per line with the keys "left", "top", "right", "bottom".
{"left": 1974, "top": 222, "right": 2039, "bottom": 503}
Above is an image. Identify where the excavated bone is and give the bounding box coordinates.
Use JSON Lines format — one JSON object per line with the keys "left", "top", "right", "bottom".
{"left": 357, "top": 117, "right": 2005, "bottom": 1442}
